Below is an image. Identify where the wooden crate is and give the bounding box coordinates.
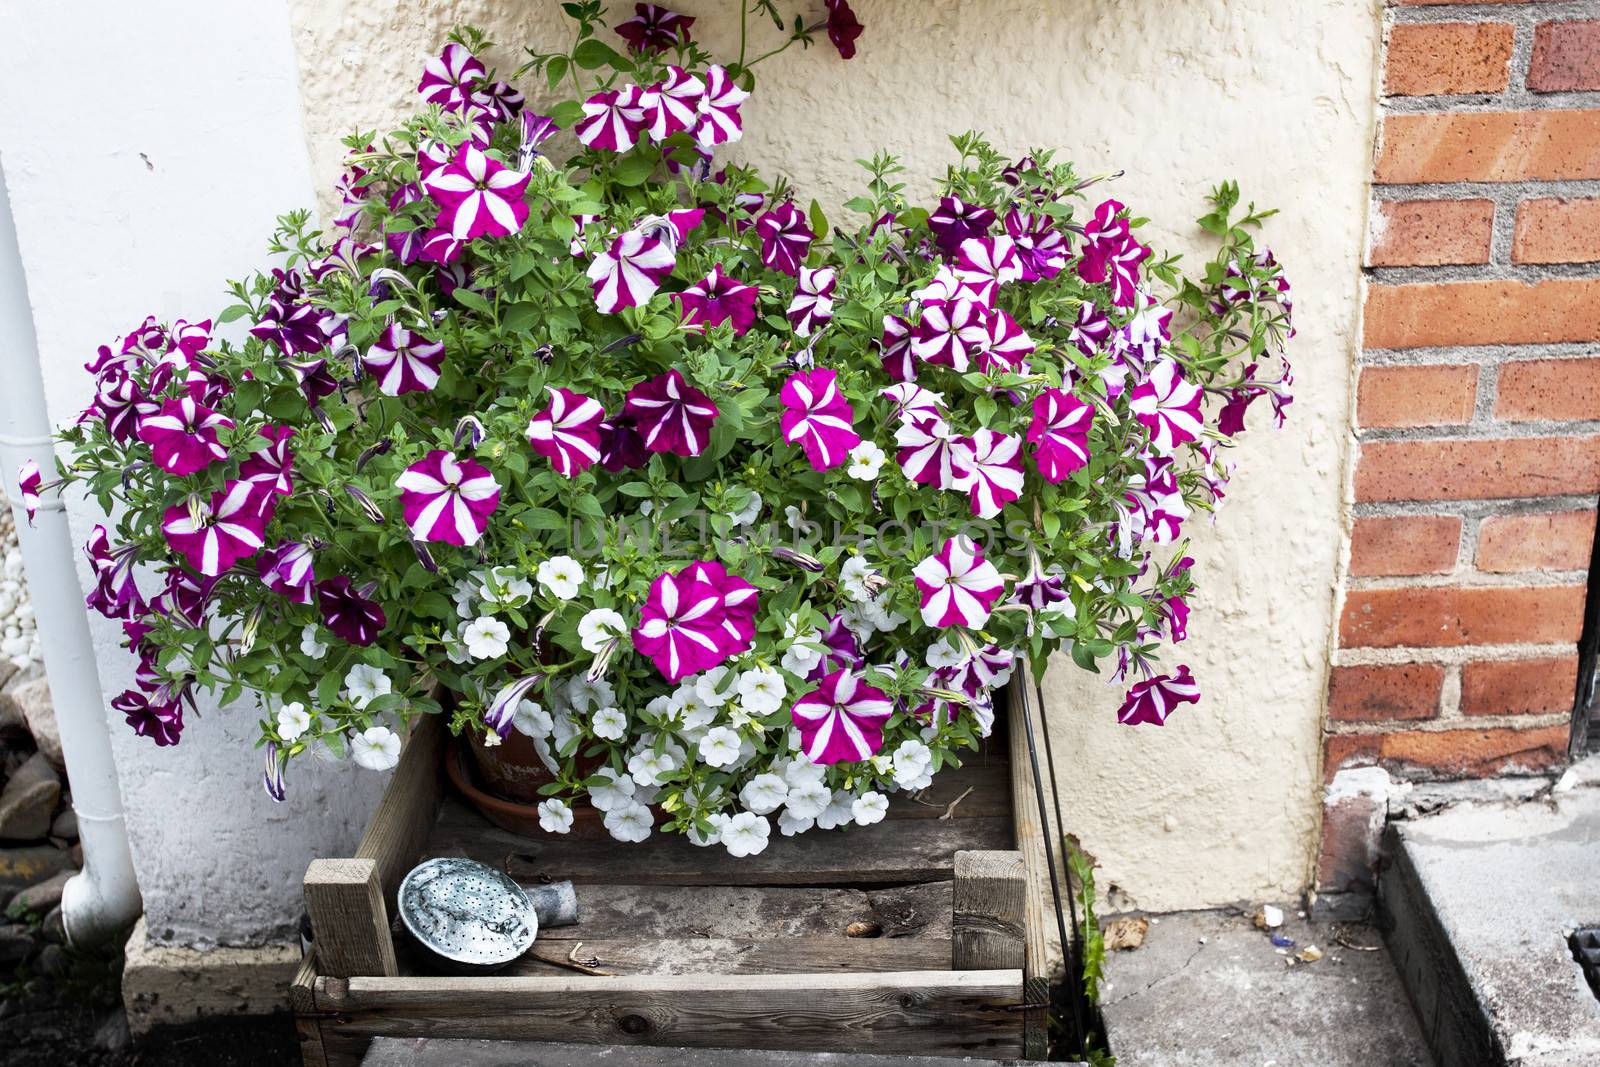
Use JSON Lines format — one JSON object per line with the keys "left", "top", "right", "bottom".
{"left": 292, "top": 678, "right": 1062, "bottom": 1066}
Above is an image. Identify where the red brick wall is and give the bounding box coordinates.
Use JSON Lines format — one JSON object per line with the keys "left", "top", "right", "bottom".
{"left": 1329, "top": 0, "right": 1599, "bottom": 782}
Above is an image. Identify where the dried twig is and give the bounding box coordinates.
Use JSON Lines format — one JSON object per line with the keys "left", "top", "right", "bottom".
{"left": 938, "top": 786, "right": 975, "bottom": 821}
{"left": 526, "top": 941, "right": 613, "bottom": 976}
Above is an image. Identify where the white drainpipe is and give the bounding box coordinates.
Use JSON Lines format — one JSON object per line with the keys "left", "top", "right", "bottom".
{"left": 0, "top": 154, "right": 143, "bottom": 945}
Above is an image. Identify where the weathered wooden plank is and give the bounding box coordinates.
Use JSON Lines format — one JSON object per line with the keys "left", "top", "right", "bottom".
{"left": 401, "top": 936, "right": 953, "bottom": 977}
{"left": 486, "top": 881, "right": 953, "bottom": 942}
{"left": 296, "top": 1013, "right": 328, "bottom": 1067}
{"left": 316, "top": 969, "right": 1025, "bottom": 1066}
{"left": 952, "top": 850, "right": 1027, "bottom": 971}
{"left": 429, "top": 797, "right": 1012, "bottom": 887}
{"left": 305, "top": 857, "right": 398, "bottom": 979}
{"left": 883, "top": 752, "right": 1014, "bottom": 821}
{"left": 361, "top": 1036, "right": 1065, "bottom": 1066}
{"left": 355, "top": 714, "right": 445, "bottom": 907}
{"left": 1006, "top": 674, "right": 1064, "bottom": 1060}
{"left": 291, "top": 953, "right": 320, "bottom": 1014}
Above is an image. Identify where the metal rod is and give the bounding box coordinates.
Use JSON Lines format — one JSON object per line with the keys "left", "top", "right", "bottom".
{"left": 1037, "top": 671, "right": 1089, "bottom": 1046}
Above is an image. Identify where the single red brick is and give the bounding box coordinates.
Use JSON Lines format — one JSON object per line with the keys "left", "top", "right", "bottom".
{"left": 1375, "top": 111, "right": 1600, "bottom": 183}
{"left": 1324, "top": 734, "right": 1382, "bottom": 782}
{"left": 1338, "top": 585, "right": 1586, "bottom": 648}
{"left": 1461, "top": 656, "right": 1579, "bottom": 716}
{"left": 1349, "top": 516, "right": 1462, "bottom": 576}
{"left": 1328, "top": 664, "right": 1445, "bottom": 721}
{"left": 1386, "top": 23, "right": 1514, "bottom": 96}
{"left": 1365, "top": 279, "right": 1600, "bottom": 349}
{"left": 1377, "top": 724, "right": 1569, "bottom": 778}
{"left": 1357, "top": 365, "right": 1477, "bottom": 428}
{"left": 1477, "top": 510, "right": 1596, "bottom": 572}
{"left": 1513, "top": 198, "right": 1600, "bottom": 264}
{"left": 1355, "top": 437, "right": 1600, "bottom": 502}
{"left": 1495, "top": 359, "right": 1600, "bottom": 421}
{"left": 1370, "top": 199, "right": 1494, "bottom": 266}
{"left": 1530, "top": 21, "right": 1600, "bottom": 92}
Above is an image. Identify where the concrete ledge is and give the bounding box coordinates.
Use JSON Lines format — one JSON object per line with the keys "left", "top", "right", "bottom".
{"left": 121, "top": 917, "right": 302, "bottom": 1037}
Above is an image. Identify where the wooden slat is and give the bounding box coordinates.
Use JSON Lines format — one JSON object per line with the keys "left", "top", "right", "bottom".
{"left": 426, "top": 937, "right": 954, "bottom": 977}
{"left": 361, "top": 1036, "right": 1065, "bottom": 1067}
{"left": 295, "top": 1013, "right": 328, "bottom": 1067}
{"left": 952, "top": 850, "right": 1027, "bottom": 971}
{"left": 1006, "top": 673, "right": 1064, "bottom": 1060}
{"left": 882, "top": 753, "right": 1014, "bottom": 821}
{"left": 356, "top": 714, "right": 446, "bottom": 907}
{"left": 305, "top": 858, "right": 398, "bottom": 979}
{"left": 429, "top": 798, "right": 1012, "bottom": 887}
{"left": 315, "top": 969, "right": 1025, "bottom": 1066}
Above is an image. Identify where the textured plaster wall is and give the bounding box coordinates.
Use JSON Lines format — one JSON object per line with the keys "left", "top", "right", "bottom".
{"left": 287, "top": 0, "right": 1380, "bottom": 910}
{"left": 0, "top": 1, "right": 384, "bottom": 946}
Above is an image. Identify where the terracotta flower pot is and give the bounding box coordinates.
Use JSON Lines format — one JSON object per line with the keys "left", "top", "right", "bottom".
{"left": 446, "top": 739, "right": 608, "bottom": 837}
{"left": 463, "top": 728, "right": 558, "bottom": 804}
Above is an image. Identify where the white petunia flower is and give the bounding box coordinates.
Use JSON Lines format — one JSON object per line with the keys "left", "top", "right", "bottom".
{"left": 300, "top": 624, "right": 328, "bottom": 660}
{"left": 816, "top": 792, "right": 856, "bottom": 830}
{"left": 577, "top": 608, "right": 628, "bottom": 653}
{"left": 862, "top": 598, "right": 907, "bottom": 634}
{"left": 452, "top": 577, "right": 478, "bottom": 619}
{"left": 592, "top": 705, "right": 628, "bottom": 741}
{"left": 721, "top": 812, "right": 771, "bottom": 857}
{"left": 737, "top": 668, "right": 787, "bottom": 716}
{"left": 728, "top": 490, "right": 763, "bottom": 526}
{"left": 695, "top": 666, "right": 737, "bottom": 707}
{"left": 892, "top": 738, "right": 935, "bottom": 790}
{"left": 351, "top": 726, "right": 401, "bottom": 770}
{"left": 513, "top": 700, "right": 554, "bottom": 739}
{"left": 675, "top": 683, "right": 720, "bottom": 729}
{"left": 840, "top": 556, "right": 876, "bottom": 603}
{"left": 536, "top": 555, "right": 585, "bottom": 600}
{"left": 845, "top": 440, "right": 886, "bottom": 480}
{"left": 461, "top": 615, "right": 511, "bottom": 659}
{"left": 443, "top": 632, "right": 471, "bottom": 664}
{"left": 778, "top": 810, "right": 814, "bottom": 836}
{"left": 739, "top": 773, "right": 789, "bottom": 814}
{"left": 783, "top": 754, "right": 827, "bottom": 788}
{"left": 344, "top": 664, "right": 391, "bottom": 709}
{"left": 537, "top": 798, "right": 574, "bottom": 834}
{"left": 926, "top": 635, "right": 966, "bottom": 670}
{"left": 852, "top": 790, "right": 889, "bottom": 825}
{"left": 477, "top": 566, "right": 534, "bottom": 608}
{"left": 603, "top": 800, "right": 653, "bottom": 843}
{"left": 276, "top": 702, "right": 312, "bottom": 742}
{"left": 628, "top": 747, "right": 678, "bottom": 787}
{"left": 698, "top": 726, "right": 742, "bottom": 768}
{"left": 589, "top": 767, "right": 637, "bottom": 812}
{"left": 785, "top": 780, "right": 832, "bottom": 820}
{"left": 567, "top": 675, "right": 616, "bottom": 713}
{"left": 781, "top": 637, "right": 824, "bottom": 678}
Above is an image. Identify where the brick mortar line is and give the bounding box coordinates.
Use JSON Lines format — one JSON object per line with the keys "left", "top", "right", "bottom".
{"left": 1325, "top": 711, "right": 1569, "bottom": 735}
{"left": 1382, "top": 91, "right": 1600, "bottom": 114}
{"left": 1388, "top": 3, "right": 1600, "bottom": 29}
{"left": 1372, "top": 179, "right": 1600, "bottom": 200}
{"left": 1366, "top": 262, "right": 1600, "bottom": 283}
{"left": 1352, "top": 495, "right": 1598, "bottom": 519}
{"left": 1356, "top": 419, "right": 1600, "bottom": 441}
{"left": 1360, "top": 340, "right": 1600, "bottom": 365}
{"left": 1333, "top": 642, "right": 1577, "bottom": 666}
{"left": 1345, "top": 571, "right": 1587, "bottom": 591}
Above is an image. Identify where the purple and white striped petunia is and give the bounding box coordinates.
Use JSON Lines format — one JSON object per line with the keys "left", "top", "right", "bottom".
{"left": 895, "top": 414, "right": 965, "bottom": 490}
{"left": 976, "top": 307, "right": 1035, "bottom": 374}
{"left": 1129, "top": 359, "right": 1205, "bottom": 453}
{"left": 396, "top": 450, "right": 501, "bottom": 546}
{"left": 1116, "top": 665, "right": 1200, "bottom": 726}
{"left": 362, "top": 325, "right": 446, "bottom": 395}
{"left": 485, "top": 675, "right": 546, "bottom": 738}
{"left": 928, "top": 196, "right": 996, "bottom": 257}
{"left": 879, "top": 313, "right": 915, "bottom": 381}
{"left": 1068, "top": 300, "right": 1112, "bottom": 355}
{"left": 790, "top": 669, "right": 894, "bottom": 765}
{"left": 1077, "top": 199, "right": 1149, "bottom": 307}
{"left": 624, "top": 370, "right": 720, "bottom": 456}
{"left": 417, "top": 43, "right": 485, "bottom": 111}
{"left": 588, "top": 230, "right": 676, "bottom": 314}
{"left": 681, "top": 560, "right": 760, "bottom": 657}
{"left": 317, "top": 577, "right": 386, "bottom": 647}
{"left": 576, "top": 85, "right": 647, "bottom": 152}
{"left": 631, "top": 565, "right": 731, "bottom": 682}
{"left": 160, "top": 481, "right": 271, "bottom": 577}
{"left": 257, "top": 541, "right": 316, "bottom": 605}
{"left": 136, "top": 397, "right": 233, "bottom": 476}
{"left": 84, "top": 527, "right": 145, "bottom": 620}
{"left": 527, "top": 388, "right": 606, "bottom": 476}
{"left": 1004, "top": 207, "right": 1068, "bottom": 281}
{"left": 615, "top": 3, "right": 696, "bottom": 54}
{"left": 694, "top": 65, "right": 748, "bottom": 148}
{"left": 239, "top": 425, "right": 297, "bottom": 497}
{"left": 517, "top": 111, "right": 561, "bottom": 170}
{"left": 755, "top": 202, "right": 814, "bottom": 276}
{"left": 780, "top": 369, "right": 860, "bottom": 472}
{"left": 598, "top": 415, "right": 648, "bottom": 471}
{"left": 913, "top": 535, "right": 1006, "bottom": 629}
{"left": 1027, "top": 389, "right": 1093, "bottom": 483}
{"left": 17, "top": 460, "right": 40, "bottom": 527}
{"left": 787, "top": 266, "right": 836, "bottom": 337}
{"left": 418, "top": 228, "right": 464, "bottom": 264}
{"left": 675, "top": 264, "right": 758, "bottom": 336}
{"left": 421, "top": 145, "right": 530, "bottom": 241}
{"left": 114, "top": 690, "right": 184, "bottom": 747}
{"left": 639, "top": 66, "right": 704, "bottom": 141}
{"left": 912, "top": 298, "right": 988, "bottom": 372}
{"left": 84, "top": 376, "right": 154, "bottom": 444}
{"left": 952, "top": 429, "right": 1025, "bottom": 519}
{"left": 954, "top": 236, "right": 1023, "bottom": 289}
{"left": 881, "top": 382, "right": 945, "bottom": 425}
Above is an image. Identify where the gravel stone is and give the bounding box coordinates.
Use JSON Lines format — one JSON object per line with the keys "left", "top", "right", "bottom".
{"left": 0, "top": 751, "right": 61, "bottom": 841}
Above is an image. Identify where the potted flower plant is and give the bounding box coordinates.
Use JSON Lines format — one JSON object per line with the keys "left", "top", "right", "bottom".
{"left": 38, "top": 1, "right": 1293, "bottom": 856}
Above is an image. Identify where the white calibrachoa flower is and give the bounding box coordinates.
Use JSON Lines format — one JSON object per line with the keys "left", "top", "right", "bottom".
{"left": 512, "top": 700, "right": 553, "bottom": 738}
{"left": 698, "top": 725, "right": 742, "bottom": 768}
{"left": 589, "top": 766, "right": 636, "bottom": 812}
{"left": 567, "top": 675, "right": 616, "bottom": 713}
{"left": 351, "top": 726, "right": 401, "bottom": 770}
{"left": 728, "top": 490, "right": 763, "bottom": 526}
{"left": 839, "top": 556, "right": 876, "bottom": 603}
{"left": 299, "top": 625, "right": 328, "bottom": 660}
{"left": 592, "top": 706, "right": 627, "bottom": 740}
{"left": 736, "top": 668, "right": 786, "bottom": 716}
{"left": 891, "top": 739, "right": 934, "bottom": 790}
{"left": 628, "top": 747, "right": 678, "bottom": 787}
{"left": 816, "top": 793, "right": 856, "bottom": 830}
{"left": 739, "top": 772, "right": 788, "bottom": 814}
{"left": 846, "top": 440, "right": 886, "bottom": 481}
{"left": 276, "top": 702, "right": 312, "bottom": 742}
{"left": 536, "top": 555, "right": 585, "bottom": 600}
{"left": 852, "top": 791, "right": 889, "bottom": 825}
{"left": 785, "top": 779, "right": 832, "bottom": 820}
{"left": 721, "top": 812, "right": 771, "bottom": 857}
{"left": 778, "top": 810, "right": 815, "bottom": 837}
{"left": 344, "top": 664, "right": 391, "bottom": 709}
{"left": 604, "top": 800, "right": 654, "bottom": 843}
{"left": 477, "top": 567, "right": 533, "bottom": 608}
{"left": 461, "top": 616, "right": 510, "bottom": 660}
{"left": 578, "top": 608, "right": 628, "bottom": 653}
{"left": 537, "top": 798, "right": 574, "bottom": 834}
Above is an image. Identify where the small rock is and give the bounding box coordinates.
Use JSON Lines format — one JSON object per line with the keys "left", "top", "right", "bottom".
{"left": 0, "top": 922, "right": 33, "bottom": 966}
{"left": 0, "top": 662, "right": 40, "bottom": 731}
{"left": 0, "top": 752, "right": 61, "bottom": 841}
{"left": 0, "top": 844, "right": 75, "bottom": 896}
{"left": 1104, "top": 915, "right": 1150, "bottom": 951}
{"left": 41, "top": 905, "right": 65, "bottom": 944}
{"left": 9, "top": 868, "right": 72, "bottom": 915}
{"left": 13, "top": 677, "right": 59, "bottom": 771}
{"left": 49, "top": 807, "right": 76, "bottom": 841}
{"left": 93, "top": 1008, "right": 131, "bottom": 1052}
{"left": 35, "top": 943, "right": 68, "bottom": 977}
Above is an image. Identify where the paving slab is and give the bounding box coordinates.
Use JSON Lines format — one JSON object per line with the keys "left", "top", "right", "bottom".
{"left": 361, "top": 1038, "right": 1062, "bottom": 1066}
{"left": 1101, "top": 908, "right": 1434, "bottom": 1067}
{"left": 1382, "top": 758, "right": 1600, "bottom": 1067}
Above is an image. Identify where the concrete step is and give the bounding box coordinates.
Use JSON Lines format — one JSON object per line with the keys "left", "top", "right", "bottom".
{"left": 361, "top": 1038, "right": 1067, "bottom": 1066}
{"left": 1379, "top": 757, "right": 1600, "bottom": 1067}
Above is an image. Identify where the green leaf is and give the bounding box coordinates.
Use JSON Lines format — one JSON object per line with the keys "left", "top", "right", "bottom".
{"left": 808, "top": 199, "right": 829, "bottom": 240}
{"left": 453, "top": 289, "right": 493, "bottom": 316}
{"left": 546, "top": 55, "right": 570, "bottom": 90}
{"left": 217, "top": 304, "right": 252, "bottom": 324}
{"left": 523, "top": 507, "right": 568, "bottom": 530}
{"left": 611, "top": 152, "right": 658, "bottom": 187}
{"left": 550, "top": 100, "right": 586, "bottom": 128}
{"left": 573, "top": 38, "right": 625, "bottom": 70}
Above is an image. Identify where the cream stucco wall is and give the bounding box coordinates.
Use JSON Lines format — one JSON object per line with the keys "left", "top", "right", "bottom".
{"left": 287, "top": 0, "right": 1380, "bottom": 911}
